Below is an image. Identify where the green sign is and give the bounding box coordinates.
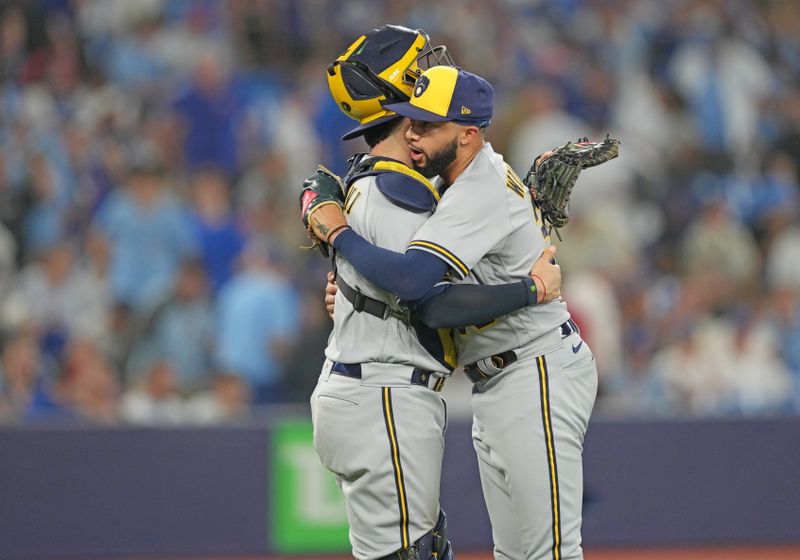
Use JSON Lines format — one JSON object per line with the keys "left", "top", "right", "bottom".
{"left": 270, "top": 418, "right": 350, "bottom": 553}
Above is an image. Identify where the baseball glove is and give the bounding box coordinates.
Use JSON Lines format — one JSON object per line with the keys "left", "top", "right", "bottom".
{"left": 299, "top": 165, "right": 346, "bottom": 257}
{"left": 525, "top": 135, "right": 620, "bottom": 240}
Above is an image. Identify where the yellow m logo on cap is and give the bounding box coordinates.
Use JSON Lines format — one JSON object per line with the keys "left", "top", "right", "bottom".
{"left": 409, "top": 66, "right": 459, "bottom": 117}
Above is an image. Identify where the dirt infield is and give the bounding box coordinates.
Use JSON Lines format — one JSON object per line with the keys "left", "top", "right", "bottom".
{"left": 282, "top": 547, "right": 800, "bottom": 560}
{"left": 159, "top": 545, "right": 800, "bottom": 560}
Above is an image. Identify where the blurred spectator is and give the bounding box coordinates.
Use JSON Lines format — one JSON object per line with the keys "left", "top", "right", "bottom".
{"left": 681, "top": 198, "right": 760, "bottom": 310}
{"left": 152, "top": 1, "right": 229, "bottom": 78}
{"left": 172, "top": 49, "right": 243, "bottom": 176}
{"left": 508, "top": 82, "right": 591, "bottom": 177}
{"left": 16, "top": 241, "right": 108, "bottom": 355}
{"left": 93, "top": 152, "right": 196, "bottom": 312}
{"left": 282, "top": 287, "right": 335, "bottom": 403}
{"left": 770, "top": 92, "right": 800, "bottom": 186}
{"left": 127, "top": 259, "right": 214, "bottom": 392}
{"left": 772, "top": 289, "right": 800, "bottom": 411}
{"left": 188, "top": 167, "right": 245, "bottom": 295}
{"left": 650, "top": 318, "right": 732, "bottom": 416}
{"left": 214, "top": 238, "right": 300, "bottom": 404}
{"left": 60, "top": 340, "right": 120, "bottom": 424}
{"left": 0, "top": 4, "right": 29, "bottom": 84}
{"left": 236, "top": 150, "right": 291, "bottom": 217}
{"left": 26, "top": 339, "right": 120, "bottom": 424}
{"left": 766, "top": 224, "right": 800, "bottom": 292}
{"left": 651, "top": 309, "right": 792, "bottom": 416}
{"left": 21, "top": 152, "right": 66, "bottom": 258}
{"left": 0, "top": 222, "right": 18, "bottom": 328}
{"left": 0, "top": 330, "right": 48, "bottom": 424}
{"left": 668, "top": 11, "right": 774, "bottom": 161}
{"left": 727, "top": 151, "right": 799, "bottom": 241}
{"left": 121, "top": 359, "right": 184, "bottom": 424}
{"left": 720, "top": 310, "right": 792, "bottom": 414}
{"left": 103, "top": 8, "right": 165, "bottom": 93}
{"left": 185, "top": 372, "right": 251, "bottom": 424}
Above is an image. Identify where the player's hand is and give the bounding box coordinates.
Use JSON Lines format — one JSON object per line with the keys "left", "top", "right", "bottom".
{"left": 300, "top": 165, "right": 346, "bottom": 228}
{"left": 309, "top": 203, "right": 349, "bottom": 244}
{"left": 529, "top": 246, "right": 561, "bottom": 303}
{"left": 533, "top": 150, "right": 555, "bottom": 172}
{"left": 300, "top": 165, "right": 347, "bottom": 256}
{"left": 325, "top": 271, "right": 337, "bottom": 320}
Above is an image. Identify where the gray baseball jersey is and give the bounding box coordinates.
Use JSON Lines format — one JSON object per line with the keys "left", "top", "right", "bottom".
{"left": 407, "top": 143, "right": 598, "bottom": 559}
{"left": 408, "top": 142, "right": 569, "bottom": 365}
{"left": 311, "top": 157, "right": 451, "bottom": 559}
{"left": 325, "top": 161, "right": 456, "bottom": 374}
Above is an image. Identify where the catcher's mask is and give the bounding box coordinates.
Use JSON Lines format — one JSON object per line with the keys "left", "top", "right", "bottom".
{"left": 327, "top": 25, "right": 454, "bottom": 140}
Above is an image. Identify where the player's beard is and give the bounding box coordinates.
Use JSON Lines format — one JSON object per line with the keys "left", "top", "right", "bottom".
{"left": 413, "top": 137, "right": 458, "bottom": 179}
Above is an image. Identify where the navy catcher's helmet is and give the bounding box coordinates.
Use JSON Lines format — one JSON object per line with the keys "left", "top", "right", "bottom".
{"left": 327, "top": 25, "right": 453, "bottom": 140}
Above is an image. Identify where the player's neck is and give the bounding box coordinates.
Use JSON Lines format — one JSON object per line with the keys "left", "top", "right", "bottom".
{"left": 441, "top": 140, "right": 484, "bottom": 185}
{"left": 371, "top": 131, "right": 413, "bottom": 167}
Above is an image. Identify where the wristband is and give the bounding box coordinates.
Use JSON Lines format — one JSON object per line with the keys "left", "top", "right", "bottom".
{"left": 522, "top": 278, "right": 538, "bottom": 305}
{"left": 326, "top": 224, "right": 351, "bottom": 244}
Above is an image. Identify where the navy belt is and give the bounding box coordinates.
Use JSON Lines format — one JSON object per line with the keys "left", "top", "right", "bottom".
{"left": 330, "top": 362, "right": 446, "bottom": 392}
{"left": 560, "top": 318, "right": 579, "bottom": 338}
{"left": 464, "top": 319, "right": 580, "bottom": 383}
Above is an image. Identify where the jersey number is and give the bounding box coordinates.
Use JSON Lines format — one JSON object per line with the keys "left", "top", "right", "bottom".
{"left": 506, "top": 164, "right": 549, "bottom": 239}
{"left": 344, "top": 186, "right": 362, "bottom": 214}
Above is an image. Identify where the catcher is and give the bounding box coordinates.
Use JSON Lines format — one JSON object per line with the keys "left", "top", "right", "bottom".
{"left": 304, "top": 63, "right": 619, "bottom": 560}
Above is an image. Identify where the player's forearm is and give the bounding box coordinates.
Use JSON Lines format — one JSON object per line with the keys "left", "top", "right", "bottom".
{"left": 413, "top": 279, "right": 537, "bottom": 329}
{"left": 332, "top": 228, "right": 449, "bottom": 301}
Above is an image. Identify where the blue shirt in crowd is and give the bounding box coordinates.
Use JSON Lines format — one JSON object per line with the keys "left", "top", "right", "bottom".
{"left": 95, "top": 191, "right": 196, "bottom": 310}
{"left": 214, "top": 271, "right": 299, "bottom": 390}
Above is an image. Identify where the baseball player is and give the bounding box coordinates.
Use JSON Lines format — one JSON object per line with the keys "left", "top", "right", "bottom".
{"left": 309, "top": 66, "right": 598, "bottom": 560}
{"left": 304, "top": 28, "right": 563, "bottom": 560}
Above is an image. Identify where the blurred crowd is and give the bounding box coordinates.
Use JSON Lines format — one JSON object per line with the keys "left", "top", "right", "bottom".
{"left": 0, "top": 0, "right": 799, "bottom": 425}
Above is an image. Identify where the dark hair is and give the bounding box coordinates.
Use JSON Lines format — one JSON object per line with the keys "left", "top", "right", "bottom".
{"left": 362, "top": 116, "right": 404, "bottom": 148}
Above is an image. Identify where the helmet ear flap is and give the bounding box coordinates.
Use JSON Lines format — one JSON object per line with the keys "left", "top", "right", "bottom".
{"left": 339, "top": 64, "right": 387, "bottom": 100}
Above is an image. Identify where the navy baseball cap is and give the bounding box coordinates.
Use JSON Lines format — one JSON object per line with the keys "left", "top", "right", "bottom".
{"left": 384, "top": 66, "right": 494, "bottom": 127}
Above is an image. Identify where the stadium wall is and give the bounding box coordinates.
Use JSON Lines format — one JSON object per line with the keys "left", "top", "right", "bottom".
{"left": 0, "top": 417, "right": 798, "bottom": 558}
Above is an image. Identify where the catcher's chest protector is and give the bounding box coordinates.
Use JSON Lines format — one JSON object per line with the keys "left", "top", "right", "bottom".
{"left": 344, "top": 154, "right": 440, "bottom": 214}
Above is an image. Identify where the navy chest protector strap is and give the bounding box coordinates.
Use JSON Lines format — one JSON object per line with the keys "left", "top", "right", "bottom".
{"left": 344, "top": 154, "right": 440, "bottom": 214}
{"left": 335, "top": 154, "right": 439, "bottom": 322}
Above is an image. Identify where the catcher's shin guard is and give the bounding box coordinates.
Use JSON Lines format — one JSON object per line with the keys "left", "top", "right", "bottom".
{"left": 432, "top": 509, "right": 453, "bottom": 560}
{"left": 378, "top": 510, "right": 453, "bottom": 560}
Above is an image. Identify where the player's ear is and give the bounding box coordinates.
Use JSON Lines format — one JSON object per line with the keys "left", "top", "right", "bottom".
{"left": 397, "top": 117, "right": 412, "bottom": 134}
{"left": 459, "top": 125, "right": 480, "bottom": 146}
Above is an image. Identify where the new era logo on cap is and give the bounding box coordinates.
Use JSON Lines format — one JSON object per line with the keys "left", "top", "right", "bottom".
{"left": 384, "top": 66, "right": 494, "bottom": 126}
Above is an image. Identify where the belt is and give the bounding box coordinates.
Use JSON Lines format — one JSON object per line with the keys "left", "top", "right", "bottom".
{"left": 330, "top": 362, "right": 446, "bottom": 392}
{"left": 463, "top": 319, "right": 579, "bottom": 383}
{"left": 560, "top": 318, "right": 579, "bottom": 338}
{"left": 336, "top": 277, "right": 410, "bottom": 323}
